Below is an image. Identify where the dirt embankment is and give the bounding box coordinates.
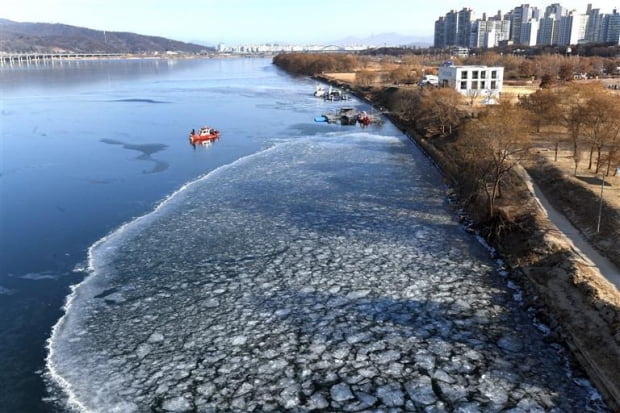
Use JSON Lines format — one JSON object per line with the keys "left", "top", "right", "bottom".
{"left": 314, "top": 74, "right": 620, "bottom": 412}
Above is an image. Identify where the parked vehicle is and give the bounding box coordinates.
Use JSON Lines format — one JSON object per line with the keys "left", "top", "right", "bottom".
{"left": 418, "top": 75, "right": 439, "bottom": 86}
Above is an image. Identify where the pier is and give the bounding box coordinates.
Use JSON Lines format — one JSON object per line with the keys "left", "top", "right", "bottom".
{"left": 0, "top": 52, "right": 123, "bottom": 66}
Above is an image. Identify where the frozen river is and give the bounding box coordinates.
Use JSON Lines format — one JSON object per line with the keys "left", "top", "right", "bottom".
{"left": 48, "top": 138, "right": 606, "bottom": 411}
{"left": 1, "top": 57, "right": 608, "bottom": 412}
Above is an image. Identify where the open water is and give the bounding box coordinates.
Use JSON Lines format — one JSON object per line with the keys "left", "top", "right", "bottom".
{"left": 0, "top": 57, "right": 609, "bottom": 412}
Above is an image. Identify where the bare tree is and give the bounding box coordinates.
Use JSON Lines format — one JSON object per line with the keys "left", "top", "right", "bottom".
{"left": 386, "top": 89, "right": 422, "bottom": 120}
{"left": 465, "top": 88, "right": 481, "bottom": 105}
{"left": 355, "top": 70, "right": 377, "bottom": 86}
{"left": 558, "top": 83, "right": 589, "bottom": 176}
{"left": 581, "top": 87, "right": 620, "bottom": 174}
{"left": 558, "top": 62, "right": 574, "bottom": 82}
{"left": 520, "top": 88, "right": 561, "bottom": 134}
{"left": 417, "top": 88, "right": 462, "bottom": 136}
{"left": 389, "top": 67, "right": 410, "bottom": 85}
{"left": 457, "top": 101, "right": 531, "bottom": 217}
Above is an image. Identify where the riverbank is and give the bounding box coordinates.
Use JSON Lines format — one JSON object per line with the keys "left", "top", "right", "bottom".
{"left": 313, "top": 73, "right": 620, "bottom": 411}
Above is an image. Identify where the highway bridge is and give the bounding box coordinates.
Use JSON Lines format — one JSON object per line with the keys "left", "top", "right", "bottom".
{"left": 0, "top": 52, "right": 123, "bottom": 66}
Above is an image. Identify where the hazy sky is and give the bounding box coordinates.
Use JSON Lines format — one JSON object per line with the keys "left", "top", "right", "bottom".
{"left": 2, "top": 0, "right": 617, "bottom": 45}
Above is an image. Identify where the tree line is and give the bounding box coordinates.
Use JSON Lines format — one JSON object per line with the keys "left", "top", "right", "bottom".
{"left": 274, "top": 51, "right": 620, "bottom": 83}
{"left": 520, "top": 83, "right": 620, "bottom": 177}
{"left": 273, "top": 53, "right": 620, "bottom": 226}
{"left": 383, "top": 84, "right": 619, "bottom": 222}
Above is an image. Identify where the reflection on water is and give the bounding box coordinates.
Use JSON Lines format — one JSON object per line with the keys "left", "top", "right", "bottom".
{"left": 0, "top": 58, "right": 185, "bottom": 92}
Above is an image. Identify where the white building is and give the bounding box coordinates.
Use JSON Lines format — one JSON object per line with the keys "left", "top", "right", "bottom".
{"left": 438, "top": 65, "right": 504, "bottom": 99}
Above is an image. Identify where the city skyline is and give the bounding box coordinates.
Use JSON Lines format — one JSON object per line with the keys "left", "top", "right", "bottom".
{"left": 2, "top": 0, "right": 611, "bottom": 46}
{"left": 435, "top": 2, "right": 619, "bottom": 49}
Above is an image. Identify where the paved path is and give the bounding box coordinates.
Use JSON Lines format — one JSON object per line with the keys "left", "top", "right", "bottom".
{"left": 518, "top": 166, "right": 620, "bottom": 291}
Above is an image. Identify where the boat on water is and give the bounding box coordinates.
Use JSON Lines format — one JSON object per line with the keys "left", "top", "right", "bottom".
{"left": 315, "top": 108, "right": 382, "bottom": 126}
{"left": 313, "top": 85, "right": 326, "bottom": 97}
{"left": 323, "top": 86, "right": 350, "bottom": 101}
{"left": 316, "top": 107, "right": 359, "bottom": 125}
{"left": 189, "top": 127, "right": 220, "bottom": 144}
{"left": 357, "top": 111, "right": 372, "bottom": 126}
{"left": 313, "top": 85, "right": 350, "bottom": 101}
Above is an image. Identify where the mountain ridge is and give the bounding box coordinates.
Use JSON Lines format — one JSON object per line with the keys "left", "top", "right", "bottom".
{"left": 0, "top": 19, "right": 214, "bottom": 54}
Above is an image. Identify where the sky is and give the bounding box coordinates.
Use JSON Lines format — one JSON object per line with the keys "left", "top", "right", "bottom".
{"left": 2, "top": 0, "right": 617, "bottom": 46}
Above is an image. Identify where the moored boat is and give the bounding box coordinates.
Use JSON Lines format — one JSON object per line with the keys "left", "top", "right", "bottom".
{"left": 357, "top": 111, "right": 371, "bottom": 126}
{"left": 317, "top": 107, "right": 359, "bottom": 125}
{"left": 323, "top": 86, "right": 350, "bottom": 101}
{"left": 313, "top": 85, "right": 326, "bottom": 97}
{"left": 189, "top": 126, "right": 220, "bottom": 144}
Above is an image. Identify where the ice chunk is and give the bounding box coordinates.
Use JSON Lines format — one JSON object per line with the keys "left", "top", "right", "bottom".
{"left": 147, "top": 332, "right": 164, "bottom": 343}
{"left": 197, "top": 383, "right": 216, "bottom": 397}
{"left": 414, "top": 353, "right": 435, "bottom": 371}
{"left": 231, "top": 335, "right": 247, "bottom": 345}
{"left": 235, "top": 382, "right": 253, "bottom": 396}
{"left": 355, "top": 391, "right": 378, "bottom": 407}
{"left": 377, "top": 384, "right": 405, "bottom": 406}
{"left": 433, "top": 369, "right": 456, "bottom": 384}
{"left": 102, "top": 291, "right": 126, "bottom": 303}
{"left": 480, "top": 377, "right": 509, "bottom": 405}
{"left": 161, "top": 396, "right": 191, "bottom": 411}
{"left": 108, "top": 401, "right": 139, "bottom": 412}
{"left": 371, "top": 350, "right": 400, "bottom": 364}
{"left": 455, "top": 402, "right": 483, "bottom": 412}
{"left": 358, "top": 367, "right": 378, "bottom": 378}
{"left": 307, "top": 393, "right": 329, "bottom": 409}
{"left": 515, "top": 398, "right": 545, "bottom": 412}
{"left": 258, "top": 358, "right": 288, "bottom": 374}
{"left": 438, "top": 382, "right": 467, "bottom": 403}
{"left": 280, "top": 384, "right": 301, "bottom": 408}
{"left": 331, "top": 382, "right": 354, "bottom": 402}
{"left": 405, "top": 378, "right": 437, "bottom": 406}
{"left": 275, "top": 308, "right": 291, "bottom": 317}
{"left": 346, "top": 289, "right": 370, "bottom": 299}
{"left": 345, "top": 332, "right": 371, "bottom": 345}
{"left": 333, "top": 346, "right": 351, "bottom": 360}
{"left": 309, "top": 343, "right": 326, "bottom": 355}
{"left": 203, "top": 298, "right": 219, "bottom": 308}
{"left": 136, "top": 343, "right": 152, "bottom": 359}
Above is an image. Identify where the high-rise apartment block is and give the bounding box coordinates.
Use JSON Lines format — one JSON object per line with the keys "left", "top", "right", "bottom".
{"left": 433, "top": 3, "right": 620, "bottom": 49}
{"left": 434, "top": 8, "right": 475, "bottom": 48}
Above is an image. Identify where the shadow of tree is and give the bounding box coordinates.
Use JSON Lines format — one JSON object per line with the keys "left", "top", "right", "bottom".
{"left": 576, "top": 175, "right": 612, "bottom": 186}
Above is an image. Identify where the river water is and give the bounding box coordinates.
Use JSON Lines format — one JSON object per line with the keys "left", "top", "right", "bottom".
{"left": 0, "top": 57, "right": 608, "bottom": 412}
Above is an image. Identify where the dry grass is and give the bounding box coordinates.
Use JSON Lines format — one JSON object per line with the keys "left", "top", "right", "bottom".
{"left": 531, "top": 132, "right": 620, "bottom": 213}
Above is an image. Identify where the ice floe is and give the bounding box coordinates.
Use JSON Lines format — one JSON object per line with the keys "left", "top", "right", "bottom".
{"left": 45, "top": 134, "right": 609, "bottom": 412}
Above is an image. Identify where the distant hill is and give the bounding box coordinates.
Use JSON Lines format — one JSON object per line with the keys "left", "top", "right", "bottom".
{"left": 333, "top": 32, "right": 433, "bottom": 48}
{"left": 0, "top": 19, "right": 214, "bottom": 54}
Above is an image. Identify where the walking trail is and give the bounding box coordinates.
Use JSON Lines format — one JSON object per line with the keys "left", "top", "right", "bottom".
{"left": 518, "top": 166, "right": 620, "bottom": 291}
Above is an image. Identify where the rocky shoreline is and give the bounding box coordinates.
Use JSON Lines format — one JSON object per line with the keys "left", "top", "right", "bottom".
{"left": 314, "top": 74, "right": 620, "bottom": 412}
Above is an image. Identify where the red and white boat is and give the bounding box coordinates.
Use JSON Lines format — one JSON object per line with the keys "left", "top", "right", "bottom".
{"left": 189, "top": 126, "right": 220, "bottom": 144}
{"left": 357, "top": 111, "right": 371, "bottom": 126}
